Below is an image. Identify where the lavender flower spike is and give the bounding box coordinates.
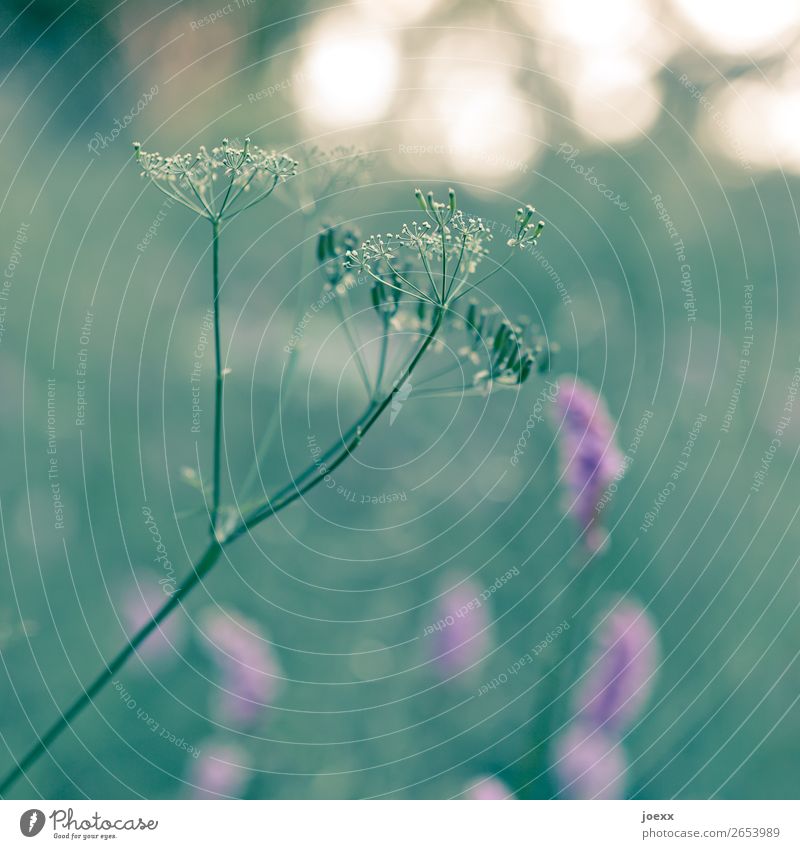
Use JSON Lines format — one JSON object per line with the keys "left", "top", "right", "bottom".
{"left": 577, "top": 600, "right": 659, "bottom": 733}
{"left": 199, "top": 608, "right": 283, "bottom": 728}
{"left": 429, "top": 579, "right": 490, "bottom": 677}
{"left": 552, "top": 377, "right": 624, "bottom": 552}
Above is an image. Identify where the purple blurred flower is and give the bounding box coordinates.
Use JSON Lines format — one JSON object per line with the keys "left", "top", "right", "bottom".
{"left": 464, "top": 775, "right": 515, "bottom": 799}
{"left": 577, "top": 601, "right": 659, "bottom": 733}
{"left": 199, "top": 608, "right": 283, "bottom": 727}
{"left": 552, "top": 377, "right": 624, "bottom": 552}
{"left": 189, "top": 741, "right": 251, "bottom": 799}
{"left": 553, "top": 722, "right": 627, "bottom": 799}
{"left": 122, "top": 581, "right": 184, "bottom": 663}
{"left": 430, "top": 580, "right": 490, "bottom": 677}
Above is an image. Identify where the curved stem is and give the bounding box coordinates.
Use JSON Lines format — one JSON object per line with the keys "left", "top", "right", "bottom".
{"left": 222, "top": 178, "right": 278, "bottom": 221}
{"left": 417, "top": 243, "right": 438, "bottom": 299}
{"left": 0, "top": 313, "right": 443, "bottom": 796}
{"left": 210, "top": 219, "right": 223, "bottom": 538}
{"left": 362, "top": 264, "right": 434, "bottom": 305}
{"left": 266, "top": 403, "right": 376, "bottom": 504}
{"left": 230, "top": 308, "right": 443, "bottom": 541}
{"left": 185, "top": 174, "right": 215, "bottom": 220}
{"left": 216, "top": 173, "right": 239, "bottom": 219}
{"left": 219, "top": 172, "right": 256, "bottom": 219}
{"left": 445, "top": 235, "right": 467, "bottom": 302}
{"left": 239, "top": 401, "right": 377, "bottom": 516}
{"left": 0, "top": 540, "right": 223, "bottom": 796}
{"left": 374, "top": 314, "right": 389, "bottom": 395}
{"left": 451, "top": 252, "right": 515, "bottom": 302}
{"left": 146, "top": 179, "right": 206, "bottom": 218}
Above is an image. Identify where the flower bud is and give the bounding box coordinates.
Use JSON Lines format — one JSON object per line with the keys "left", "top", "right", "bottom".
{"left": 553, "top": 723, "right": 627, "bottom": 799}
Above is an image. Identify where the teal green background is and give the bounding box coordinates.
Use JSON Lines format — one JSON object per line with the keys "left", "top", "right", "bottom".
{"left": 1, "top": 0, "right": 799, "bottom": 799}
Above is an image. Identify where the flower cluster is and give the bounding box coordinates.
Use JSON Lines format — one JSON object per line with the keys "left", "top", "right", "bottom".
{"left": 552, "top": 378, "right": 625, "bottom": 552}
{"left": 345, "top": 188, "right": 494, "bottom": 308}
{"left": 316, "top": 223, "right": 360, "bottom": 290}
{"left": 321, "top": 189, "right": 553, "bottom": 404}
{"left": 461, "top": 301, "right": 550, "bottom": 390}
{"left": 134, "top": 138, "right": 297, "bottom": 220}
{"left": 554, "top": 600, "right": 659, "bottom": 799}
{"left": 507, "top": 204, "right": 545, "bottom": 249}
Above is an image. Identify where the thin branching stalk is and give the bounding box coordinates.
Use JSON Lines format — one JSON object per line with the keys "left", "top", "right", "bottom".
{"left": 374, "top": 314, "right": 390, "bottom": 393}
{"left": 520, "top": 564, "right": 594, "bottom": 799}
{"left": 230, "top": 307, "right": 443, "bottom": 539}
{"left": 0, "top": 175, "right": 549, "bottom": 796}
{"left": 0, "top": 310, "right": 442, "bottom": 795}
{"left": 0, "top": 540, "right": 222, "bottom": 795}
{"left": 210, "top": 219, "right": 223, "bottom": 537}
{"left": 240, "top": 219, "right": 311, "bottom": 499}
{"left": 331, "top": 291, "right": 372, "bottom": 397}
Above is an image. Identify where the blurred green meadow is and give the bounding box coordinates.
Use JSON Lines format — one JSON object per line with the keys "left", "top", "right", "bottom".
{"left": 2, "top": 0, "right": 800, "bottom": 799}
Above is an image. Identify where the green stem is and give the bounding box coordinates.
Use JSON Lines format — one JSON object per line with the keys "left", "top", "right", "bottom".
{"left": 0, "top": 539, "right": 223, "bottom": 797}
{"left": 331, "top": 291, "right": 372, "bottom": 398}
{"left": 210, "top": 219, "right": 223, "bottom": 538}
{"left": 219, "top": 172, "right": 256, "bottom": 218}
{"left": 239, "top": 346, "right": 299, "bottom": 499}
{"left": 240, "top": 219, "right": 311, "bottom": 499}
{"left": 445, "top": 235, "right": 467, "bottom": 302}
{"left": 237, "top": 402, "right": 376, "bottom": 518}
{"left": 374, "top": 315, "right": 389, "bottom": 395}
{"left": 222, "top": 179, "right": 278, "bottom": 221}
{"left": 521, "top": 564, "right": 593, "bottom": 799}
{"left": 264, "top": 404, "right": 376, "bottom": 504}
{"left": 0, "top": 312, "right": 444, "bottom": 796}
{"left": 451, "top": 252, "right": 514, "bottom": 302}
{"left": 440, "top": 224, "right": 447, "bottom": 303}
{"left": 229, "top": 308, "right": 443, "bottom": 541}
